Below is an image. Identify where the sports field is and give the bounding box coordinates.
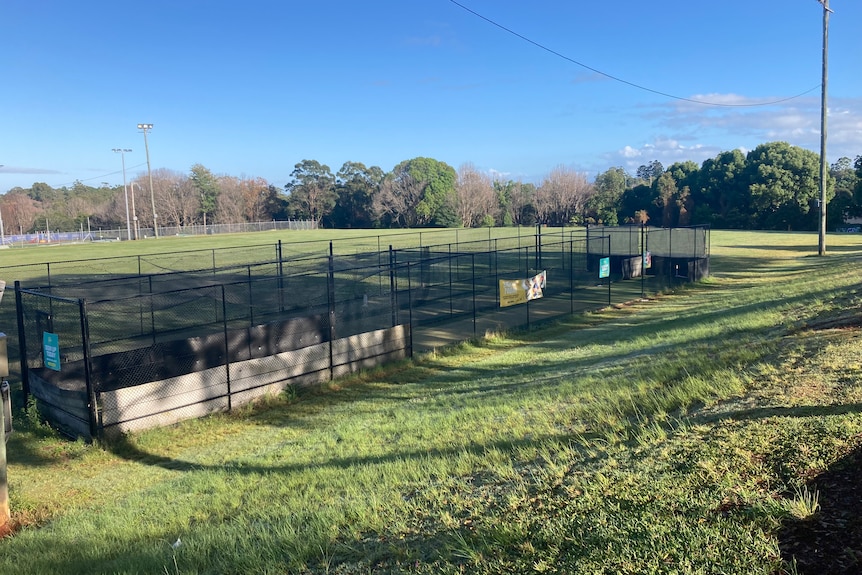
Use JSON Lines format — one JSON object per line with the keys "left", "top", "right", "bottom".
{"left": 2, "top": 228, "right": 862, "bottom": 574}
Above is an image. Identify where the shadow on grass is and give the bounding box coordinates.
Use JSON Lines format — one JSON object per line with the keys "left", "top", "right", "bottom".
{"left": 776, "top": 444, "right": 862, "bottom": 575}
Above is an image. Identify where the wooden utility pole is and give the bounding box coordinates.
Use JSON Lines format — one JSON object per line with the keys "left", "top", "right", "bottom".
{"left": 817, "top": 0, "right": 831, "bottom": 256}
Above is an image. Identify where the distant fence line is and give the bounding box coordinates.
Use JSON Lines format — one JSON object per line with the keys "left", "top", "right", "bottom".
{"left": 0, "top": 219, "right": 317, "bottom": 246}
{"left": 0, "top": 226, "right": 545, "bottom": 286}
{"left": 12, "top": 225, "right": 709, "bottom": 440}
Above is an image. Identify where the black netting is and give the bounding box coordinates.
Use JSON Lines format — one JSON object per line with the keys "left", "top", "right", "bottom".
{"left": 13, "top": 226, "right": 708, "bottom": 439}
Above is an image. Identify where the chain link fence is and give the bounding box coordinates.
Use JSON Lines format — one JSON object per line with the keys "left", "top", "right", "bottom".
{"left": 13, "top": 225, "right": 708, "bottom": 439}
{"left": 0, "top": 219, "right": 317, "bottom": 246}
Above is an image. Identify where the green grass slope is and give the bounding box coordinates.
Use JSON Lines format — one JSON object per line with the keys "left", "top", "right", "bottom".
{"left": 2, "top": 230, "right": 861, "bottom": 574}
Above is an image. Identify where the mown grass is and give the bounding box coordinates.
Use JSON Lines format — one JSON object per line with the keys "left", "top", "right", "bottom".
{"left": 2, "top": 230, "right": 862, "bottom": 574}
{"left": 0, "top": 226, "right": 534, "bottom": 281}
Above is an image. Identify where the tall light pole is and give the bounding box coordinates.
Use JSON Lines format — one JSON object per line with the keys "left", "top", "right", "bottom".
{"left": 137, "top": 123, "right": 158, "bottom": 238}
{"left": 112, "top": 149, "right": 133, "bottom": 240}
{"left": 817, "top": 0, "right": 831, "bottom": 256}
{"left": 129, "top": 182, "right": 141, "bottom": 240}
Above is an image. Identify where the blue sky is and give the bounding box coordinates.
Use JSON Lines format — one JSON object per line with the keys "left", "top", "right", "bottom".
{"left": 1, "top": 0, "right": 860, "bottom": 193}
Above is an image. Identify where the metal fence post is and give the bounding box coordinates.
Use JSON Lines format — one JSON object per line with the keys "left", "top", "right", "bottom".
{"left": 407, "top": 262, "right": 414, "bottom": 358}
{"left": 669, "top": 227, "right": 674, "bottom": 286}
{"left": 569, "top": 238, "right": 574, "bottom": 314}
{"left": 221, "top": 285, "right": 231, "bottom": 411}
{"left": 640, "top": 224, "right": 646, "bottom": 298}
{"left": 247, "top": 266, "right": 254, "bottom": 326}
{"left": 14, "top": 282, "right": 30, "bottom": 401}
{"left": 79, "top": 299, "right": 100, "bottom": 440}
{"left": 277, "top": 240, "right": 285, "bottom": 312}
{"left": 607, "top": 236, "right": 612, "bottom": 307}
{"left": 389, "top": 246, "right": 397, "bottom": 327}
{"left": 471, "top": 253, "right": 477, "bottom": 338}
{"left": 328, "top": 244, "right": 337, "bottom": 380}
{"left": 149, "top": 276, "right": 156, "bottom": 345}
{"left": 448, "top": 245, "right": 454, "bottom": 317}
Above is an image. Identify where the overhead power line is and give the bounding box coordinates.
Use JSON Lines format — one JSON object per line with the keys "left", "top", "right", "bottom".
{"left": 447, "top": 0, "right": 820, "bottom": 107}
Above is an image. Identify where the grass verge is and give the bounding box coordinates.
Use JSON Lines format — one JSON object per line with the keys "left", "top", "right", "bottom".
{"left": 1, "top": 230, "right": 862, "bottom": 574}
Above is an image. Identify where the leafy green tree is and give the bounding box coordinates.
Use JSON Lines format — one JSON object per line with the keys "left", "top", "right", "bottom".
{"left": 655, "top": 172, "right": 678, "bottom": 227}
{"left": 404, "top": 157, "right": 458, "bottom": 227}
{"left": 329, "top": 162, "right": 383, "bottom": 228}
{"left": 27, "top": 182, "right": 57, "bottom": 203}
{"left": 826, "top": 157, "right": 860, "bottom": 229}
{"left": 190, "top": 164, "right": 220, "bottom": 226}
{"left": 587, "top": 167, "right": 627, "bottom": 225}
{"left": 666, "top": 161, "right": 700, "bottom": 197}
{"left": 636, "top": 160, "right": 664, "bottom": 186}
{"left": 620, "top": 183, "right": 659, "bottom": 224}
{"left": 376, "top": 158, "right": 457, "bottom": 227}
{"left": 284, "top": 160, "right": 337, "bottom": 223}
{"left": 856, "top": 155, "right": 862, "bottom": 206}
{"left": 745, "top": 142, "right": 830, "bottom": 231}
{"left": 695, "top": 150, "right": 749, "bottom": 228}
{"left": 494, "top": 180, "right": 536, "bottom": 226}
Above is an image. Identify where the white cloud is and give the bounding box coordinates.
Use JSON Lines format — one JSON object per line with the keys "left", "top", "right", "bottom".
{"left": 601, "top": 94, "right": 862, "bottom": 175}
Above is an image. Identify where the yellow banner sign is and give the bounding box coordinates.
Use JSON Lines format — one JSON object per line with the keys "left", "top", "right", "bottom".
{"left": 499, "top": 271, "right": 546, "bottom": 308}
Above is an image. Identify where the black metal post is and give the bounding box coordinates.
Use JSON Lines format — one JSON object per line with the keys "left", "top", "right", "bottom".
{"left": 277, "top": 240, "right": 285, "bottom": 312}
{"left": 640, "top": 224, "right": 646, "bottom": 298}
{"left": 569, "top": 238, "right": 574, "bottom": 314}
{"left": 406, "top": 262, "right": 414, "bottom": 358}
{"left": 448, "top": 245, "right": 454, "bottom": 317}
{"left": 607, "top": 236, "right": 612, "bottom": 307}
{"left": 247, "top": 266, "right": 254, "bottom": 326}
{"left": 328, "top": 241, "right": 337, "bottom": 342}
{"left": 389, "top": 246, "right": 397, "bottom": 327}
{"left": 221, "top": 285, "right": 231, "bottom": 411}
{"left": 14, "top": 282, "right": 29, "bottom": 401}
{"left": 79, "top": 299, "right": 100, "bottom": 440}
{"left": 149, "top": 276, "right": 156, "bottom": 344}
{"left": 471, "top": 253, "right": 477, "bottom": 338}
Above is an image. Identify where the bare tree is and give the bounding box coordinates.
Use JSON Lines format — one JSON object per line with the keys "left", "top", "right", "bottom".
{"left": 372, "top": 171, "right": 426, "bottom": 228}
{"left": 537, "top": 165, "right": 593, "bottom": 226}
{"left": 1, "top": 191, "right": 40, "bottom": 234}
{"left": 455, "top": 163, "right": 497, "bottom": 227}
{"left": 132, "top": 168, "right": 197, "bottom": 228}
{"left": 215, "top": 176, "right": 245, "bottom": 224}
{"left": 240, "top": 177, "right": 271, "bottom": 222}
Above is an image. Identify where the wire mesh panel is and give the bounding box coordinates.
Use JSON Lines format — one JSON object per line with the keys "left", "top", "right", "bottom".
{"left": 17, "top": 289, "right": 92, "bottom": 438}
{"left": 12, "top": 226, "right": 707, "bottom": 438}
{"left": 587, "top": 226, "right": 642, "bottom": 256}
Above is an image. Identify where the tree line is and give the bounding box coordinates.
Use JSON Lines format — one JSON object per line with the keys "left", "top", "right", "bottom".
{"left": 2, "top": 141, "right": 861, "bottom": 234}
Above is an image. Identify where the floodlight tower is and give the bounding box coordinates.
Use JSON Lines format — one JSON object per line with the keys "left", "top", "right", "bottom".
{"left": 137, "top": 123, "right": 158, "bottom": 238}
{"left": 112, "top": 149, "right": 133, "bottom": 240}
{"left": 817, "top": 0, "right": 832, "bottom": 256}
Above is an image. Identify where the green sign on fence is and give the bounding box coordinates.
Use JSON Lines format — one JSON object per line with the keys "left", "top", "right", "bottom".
{"left": 599, "top": 257, "right": 610, "bottom": 279}
{"left": 42, "top": 332, "right": 61, "bottom": 372}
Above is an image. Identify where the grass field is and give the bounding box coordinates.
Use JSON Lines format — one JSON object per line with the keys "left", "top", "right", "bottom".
{"left": 2, "top": 229, "right": 862, "bottom": 574}
{"left": 0, "top": 227, "right": 539, "bottom": 281}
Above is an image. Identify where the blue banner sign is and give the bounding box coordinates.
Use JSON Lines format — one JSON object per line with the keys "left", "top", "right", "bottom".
{"left": 43, "top": 332, "right": 61, "bottom": 371}
{"left": 599, "top": 257, "right": 610, "bottom": 279}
